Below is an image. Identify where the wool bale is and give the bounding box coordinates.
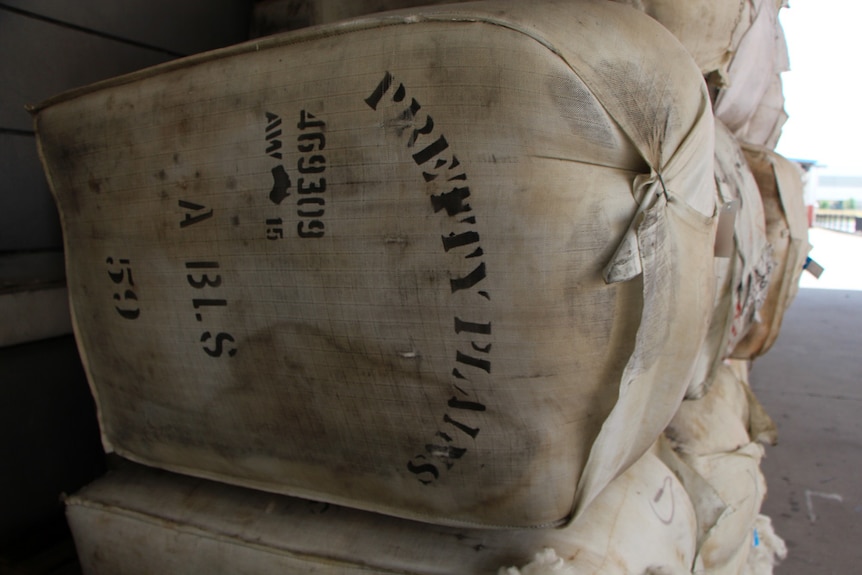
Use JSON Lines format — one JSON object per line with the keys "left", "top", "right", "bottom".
{"left": 667, "top": 363, "right": 752, "bottom": 457}
{"left": 691, "top": 443, "right": 767, "bottom": 573}
{"left": 35, "top": 0, "right": 716, "bottom": 527}
{"left": 67, "top": 450, "right": 697, "bottom": 575}
{"left": 731, "top": 146, "right": 809, "bottom": 359}
{"left": 725, "top": 11, "right": 789, "bottom": 150}
{"left": 257, "top": 0, "right": 771, "bottom": 98}
{"left": 686, "top": 121, "right": 771, "bottom": 398}
{"left": 497, "top": 445, "right": 698, "bottom": 574}
{"left": 664, "top": 362, "right": 773, "bottom": 573}
{"left": 611, "top": 0, "right": 757, "bottom": 84}
{"left": 736, "top": 74, "right": 788, "bottom": 150}
{"left": 727, "top": 359, "right": 777, "bottom": 446}
{"left": 713, "top": 0, "right": 788, "bottom": 141}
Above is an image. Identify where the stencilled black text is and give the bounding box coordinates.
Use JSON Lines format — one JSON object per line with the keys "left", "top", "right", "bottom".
{"left": 366, "top": 71, "right": 492, "bottom": 485}
{"left": 178, "top": 200, "right": 237, "bottom": 358}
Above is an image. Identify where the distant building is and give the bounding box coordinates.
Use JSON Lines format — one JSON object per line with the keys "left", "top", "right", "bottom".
{"left": 815, "top": 174, "right": 862, "bottom": 207}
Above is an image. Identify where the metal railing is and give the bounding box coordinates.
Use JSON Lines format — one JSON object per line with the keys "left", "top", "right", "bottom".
{"left": 815, "top": 210, "right": 860, "bottom": 233}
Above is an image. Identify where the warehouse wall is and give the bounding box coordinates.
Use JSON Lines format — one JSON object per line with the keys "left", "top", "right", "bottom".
{"left": 0, "top": 0, "right": 251, "bottom": 559}
{"left": 0, "top": 0, "right": 251, "bottom": 251}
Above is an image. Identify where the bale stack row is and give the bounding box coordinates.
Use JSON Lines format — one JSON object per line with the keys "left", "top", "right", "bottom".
{"left": 624, "top": 1, "right": 809, "bottom": 573}
{"left": 33, "top": 0, "right": 808, "bottom": 573}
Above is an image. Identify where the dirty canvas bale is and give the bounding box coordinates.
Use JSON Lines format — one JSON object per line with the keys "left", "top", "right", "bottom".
{"left": 736, "top": 74, "right": 787, "bottom": 150}
{"left": 727, "top": 359, "right": 777, "bottom": 446}
{"left": 663, "top": 361, "right": 775, "bottom": 572}
{"left": 496, "top": 445, "right": 698, "bottom": 575}
{"left": 686, "top": 121, "right": 770, "bottom": 398}
{"left": 610, "top": 0, "right": 757, "bottom": 83}
{"left": 666, "top": 366, "right": 770, "bottom": 573}
{"left": 666, "top": 363, "right": 752, "bottom": 457}
{"left": 68, "top": 451, "right": 697, "bottom": 575}
{"left": 722, "top": 6, "right": 789, "bottom": 150}
{"left": 677, "top": 442, "right": 767, "bottom": 573}
{"left": 713, "top": 0, "right": 788, "bottom": 140}
{"left": 662, "top": 358, "right": 782, "bottom": 574}
{"left": 731, "top": 146, "right": 809, "bottom": 359}
{"left": 35, "top": 0, "right": 716, "bottom": 528}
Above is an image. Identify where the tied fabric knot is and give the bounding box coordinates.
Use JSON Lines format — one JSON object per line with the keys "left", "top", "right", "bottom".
{"left": 603, "top": 171, "right": 669, "bottom": 284}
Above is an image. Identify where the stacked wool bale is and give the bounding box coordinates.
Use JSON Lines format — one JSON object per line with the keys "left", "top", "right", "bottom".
{"left": 712, "top": 0, "right": 791, "bottom": 149}
{"left": 35, "top": 0, "right": 813, "bottom": 573}
{"left": 685, "top": 120, "right": 772, "bottom": 400}
{"left": 67, "top": 447, "right": 701, "bottom": 574}
{"left": 36, "top": 0, "right": 718, "bottom": 530}
{"left": 678, "top": 142, "right": 807, "bottom": 573}
{"left": 730, "top": 144, "right": 810, "bottom": 359}
{"left": 617, "top": 1, "right": 809, "bottom": 573}
{"left": 649, "top": 117, "right": 794, "bottom": 575}
{"left": 609, "top": 0, "right": 790, "bottom": 148}
{"left": 665, "top": 362, "right": 776, "bottom": 574}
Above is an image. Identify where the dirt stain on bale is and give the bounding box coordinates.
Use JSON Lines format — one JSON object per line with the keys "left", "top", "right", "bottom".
{"left": 88, "top": 177, "right": 102, "bottom": 194}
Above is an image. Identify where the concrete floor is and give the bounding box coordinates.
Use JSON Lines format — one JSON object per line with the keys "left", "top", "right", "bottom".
{"left": 751, "top": 228, "right": 862, "bottom": 574}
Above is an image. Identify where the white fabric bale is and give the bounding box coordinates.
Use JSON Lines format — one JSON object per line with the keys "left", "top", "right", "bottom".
{"left": 713, "top": 0, "right": 788, "bottom": 140}
{"left": 737, "top": 74, "right": 787, "bottom": 150}
{"left": 258, "top": 0, "right": 768, "bottom": 96}
{"left": 497, "top": 445, "right": 699, "bottom": 575}
{"left": 35, "top": 0, "right": 717, "bottom": 528}
{"left": 731, "top": 146, "right": 809, "bottom": 359}
{"left": 610, "top": 0, "right": 757, "bottom": 83}
{"left": 686, "top": 121, "right": 771, "bottom": 398}
{"left": 664, "top": 360, "right": 776, "bottom": 573}
{"left": 730, "top": 16, "right": 789, "bottom": 149}
{"left": 68, "top": 452, "right": 698, "bottom": 575}
{"left": 691, "top": 512, "right": 786, "bottom": 575}
{"left": 682, "top": 442, "right": 767, "bottom": 573}
{"left": 667, "top": 363, "right": 752, "bottom": 457}
{"left": 727, "top": 359, "right": 777, "bottom": 446}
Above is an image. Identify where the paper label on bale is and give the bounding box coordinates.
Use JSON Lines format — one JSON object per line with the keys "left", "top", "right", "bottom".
{"left": 35, "top": 0, "right": 716, "bottom": 527}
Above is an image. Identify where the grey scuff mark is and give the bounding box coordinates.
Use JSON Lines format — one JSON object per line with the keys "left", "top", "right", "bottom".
{"left": 804, "top": 489, "right": 843, "bottom": 523}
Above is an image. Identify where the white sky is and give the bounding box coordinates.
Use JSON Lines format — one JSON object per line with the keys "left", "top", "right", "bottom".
{"left": 776, "top": 0, "right": 862, "bottom": 175}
